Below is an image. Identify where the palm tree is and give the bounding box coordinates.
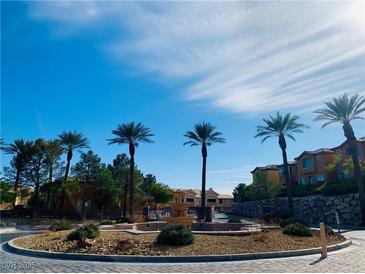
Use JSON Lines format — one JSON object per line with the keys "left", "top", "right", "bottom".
{"left": 314, "top": 93, "right": 365, "bottom": 225}
{"left": 108, "top": 122, "right": 154, "bottom": 217}
{"left": 2, "top": 139, "right": 34, "bottom": 205}
{"left": 184, "top": 122, "right": 225, "bottom": 221}
{"left": 255, "top": 112, "right": 308, "bottom": 216}
{"left": 58, "top": 131, "right": 89, "bottom": 207}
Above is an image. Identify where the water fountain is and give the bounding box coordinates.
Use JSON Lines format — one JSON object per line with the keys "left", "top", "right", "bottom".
{"left": 166, "top": 190, "right": 196, "bottom": 228}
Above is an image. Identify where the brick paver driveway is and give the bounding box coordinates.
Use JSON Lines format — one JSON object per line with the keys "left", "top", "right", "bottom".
{"left": 1, "top": 229, "right": 364, "bottom": 273}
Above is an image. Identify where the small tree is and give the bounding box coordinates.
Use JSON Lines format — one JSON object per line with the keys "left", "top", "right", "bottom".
{"left": 73, "top": 150, "right": 101, "bottom": 221}
{"left": 150, "top": 182, "right": 174, "bottom": 209}
{"left": 246, "top": 171, "right": 281, "bottom": 220}
{"left": 232, "top": 183, "right": 249, "bottom": 202}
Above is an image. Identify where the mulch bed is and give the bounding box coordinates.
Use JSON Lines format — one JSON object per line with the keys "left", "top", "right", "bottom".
{"left": 13, "top": 230, "right": 345, "bottom": 256}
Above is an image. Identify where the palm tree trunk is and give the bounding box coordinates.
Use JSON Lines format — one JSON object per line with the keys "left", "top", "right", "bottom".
{"left": 129, "top": 143, "right": 135, "bottom": 217}
{"left": 343, "top": 122, "right": 365, "bottom": 225}
{"left": 13, "top": 168, "right": 21, "bottom": 207}
{"left": 60, "top": 149, "right": 72, "bottom": 208}
{"left": 123, "top": 178, "right": 128, "bottom": 217}
{"left": 46, "top": 165, "right": 53, "bottom": 210}
{"left": 279, "top": 135, "right": 294, "bottom": 217}
{"left": 200, "top": 144, "right": 207, "bottom": 221}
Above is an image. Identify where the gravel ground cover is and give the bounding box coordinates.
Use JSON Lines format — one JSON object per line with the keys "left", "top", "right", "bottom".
{"left": 13, "top": 229, "right": 345, "bottom": 256}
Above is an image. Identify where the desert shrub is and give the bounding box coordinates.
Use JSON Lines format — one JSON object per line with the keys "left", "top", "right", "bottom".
{"left": 99, "top": 220, "right": 114, "bottom": 225}
{"left": 283, "top": 223, "right": 313, "bottom": 237}
{"left": 316, "top": 180, "right": 359, "bottom": 196}
{"left": 49, "top": 219, "right": 73, "bottom": 231}
{"left": 227, "top": 215, "right": 241, "bottom": 223}
{"left": 67, "top": 223, "right": 100, "bottom": 241}
{"left": 280, "top": 218, "right": 307, "bottom": 228}
{"left": 156, "top": 225, "right": 194, "bottom": 246}
{"left": 115, "top": 217, "right": 129, "bottom": 223}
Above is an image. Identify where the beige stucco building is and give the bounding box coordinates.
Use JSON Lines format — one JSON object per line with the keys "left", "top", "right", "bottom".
{"left": 172, "top": 188, "right": 233, "bottom": 213}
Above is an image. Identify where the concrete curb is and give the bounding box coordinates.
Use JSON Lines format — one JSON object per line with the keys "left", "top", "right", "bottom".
{"left": 6, "top": 235, "right": 352, "bottom": 263}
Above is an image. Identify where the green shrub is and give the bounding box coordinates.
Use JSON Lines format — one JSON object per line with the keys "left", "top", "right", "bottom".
{"left": 115, "top": 217, "right": 129, "bottom": 223}
{"left": 283, "top": 223, "right": 313, "bottom": 237}
{"left": 67, "top": 223, "right": 100, "bottom": 241}
{"left": 227, "top": 215, "right": 241, "bottom": 223}
{"left": 99, "top": 220, "right": 114, "bottom": 225}
{"left": 317, "top": 181, "right": 358, "bottom": 196}
{"left": 49, "top": 219, "right": 73, "bottom": 231}
{"left": 156, "top": 225, "right": 194, "bottom": 246}
{"left": 280, "top": 218, "right": 307, "bottom": 228}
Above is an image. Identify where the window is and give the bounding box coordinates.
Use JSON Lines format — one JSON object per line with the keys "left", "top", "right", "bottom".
{"left": 340, "top": 170, "right": 350, "bottom": 179}
{"left": 317, "top": 175, "right": 325, "bottom": 182}
{"left": 207, "top": 199, "right": 216, "bottom": 203}
{"left": 186, "top": 198, "right": 194, "bottom": 203}
{"left": 302, "top": 157, "right": 313, "bottom": 169}
{"left": 299, "top": 177, "right": 305, "bottom": 185}
{"left": 219, "top": 199, "right": 223, "bottom": 204}
{"left": 279, "top": 167, "right": 285, "bottom": 176}
{"left": 308, "top": 176, "right": 314, "bottom": 184}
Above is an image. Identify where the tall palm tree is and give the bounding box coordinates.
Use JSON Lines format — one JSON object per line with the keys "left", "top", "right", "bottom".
{"left": 2, "top": 139, "right": 34, "bottom": 205}
{"left": 255, "top": 112, "right": 308, "bottom": 216}
{"left": 58, "top": 131, "right": 89, "bottom": 207}
{"left": 314, "top": 93, "right": 365, "bottom": 225}
{"left": 108, "top": 122, "right": 154, "bottom": 217}
{"left": 184, "top": 122, "right": 225, "bottom": 221}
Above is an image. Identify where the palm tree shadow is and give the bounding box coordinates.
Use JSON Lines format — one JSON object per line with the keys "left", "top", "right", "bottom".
{"left": 309, "top": 256, "right": 327, "bottom": 265}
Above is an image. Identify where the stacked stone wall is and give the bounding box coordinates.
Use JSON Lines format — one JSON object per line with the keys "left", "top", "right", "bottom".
{"left": 232, "top": 194, "right": 361, "bottom": 225}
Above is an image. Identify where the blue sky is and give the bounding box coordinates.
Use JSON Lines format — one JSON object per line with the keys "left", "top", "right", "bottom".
{"left": 1, "top": 1, "right": 364, "bottom": 194}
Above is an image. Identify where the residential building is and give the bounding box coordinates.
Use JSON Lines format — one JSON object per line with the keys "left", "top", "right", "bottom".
{"left": 250, "top": 137, "right": 365, "bottom": 186}
{"left": 277, "top": 161, "right": 298, "bottom": 185}
{"left": 332, "top": 137, "right": 365, "bottom": 179}
{"left": 295, "top": 148, "right": 337, "bottom": 185}
{"left": 172, "top": 188, "right": 233, "bottom": 213}
{"left": 250, "top": 165, "right": 281, "bottom": 185}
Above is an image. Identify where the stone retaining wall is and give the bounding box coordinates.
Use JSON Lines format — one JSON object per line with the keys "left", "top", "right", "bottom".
{"left": 232, "top": 194, "right": 361, "bottom": 225}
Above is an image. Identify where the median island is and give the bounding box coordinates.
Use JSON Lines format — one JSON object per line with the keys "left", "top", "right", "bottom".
{"left": 13, "top": 228, "right": 344, "bottom": 256}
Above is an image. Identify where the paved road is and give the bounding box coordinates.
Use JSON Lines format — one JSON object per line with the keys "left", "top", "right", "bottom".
{"left": 0, "top": 230, "right": 364, "bottom": 273}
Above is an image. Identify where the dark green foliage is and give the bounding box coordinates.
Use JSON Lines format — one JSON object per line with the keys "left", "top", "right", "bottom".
{"left": 49, "top": 219, "right": 73, "bottom": 231}
{"left": 141, "top": 174, "right": 157, "bottom": 194}
{"left": 0, "top": 181, "right": 16, "bottom": 203}
{"left": 150, "top": 182, "right": 173, "bottom": 208}
{"left": 67, "top": 223, "right": 100, "bottom": 241}
{"left": 227, "top": 215, "right": 241, "bottom": 223}
{"left": 280, "top": 218, "right": 307, "bottom": 228}
{"left": 156, "top": 225, "right": 194, "bottom": 246}
{"left": 115, "top": 217, "right": 129, "bottom": 223}
{"left": 317, "top": 180, "right": 359, "bottom": 196}
{"left": 283, "top": 222, "right": 313, "bottom": 237}
{"left": 276, "top": 180, "right": 360, "bottom": 198}
{"left": 233, "top": 183, "right": 249, "bottom": 202}
{"left": 99, "top": 220, "right": 114, "bottom": 225}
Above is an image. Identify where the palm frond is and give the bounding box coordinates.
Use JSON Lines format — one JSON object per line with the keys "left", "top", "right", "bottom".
{"left": 255, "top": 112, "right": 307, "bottom": 143}
{"left": 313, "top": 93, "right": 365, "bottom": 126}
{"left": 184, "top": 122, "right": 225, "bottom": 146}
{"left": 108, "top": 122, "right": 154, "bottom": 146}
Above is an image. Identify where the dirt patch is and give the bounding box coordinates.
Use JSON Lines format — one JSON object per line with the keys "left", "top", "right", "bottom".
{"left": 13, "top": 229, "right": 345, "bottom": 256}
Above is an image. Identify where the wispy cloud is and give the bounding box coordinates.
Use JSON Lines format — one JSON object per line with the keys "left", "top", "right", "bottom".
{"left": 207, "top": 164, "right": 262, "bottom": 185}
{"left": 28, "top": 1, "right": 365, "bottom": 114}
